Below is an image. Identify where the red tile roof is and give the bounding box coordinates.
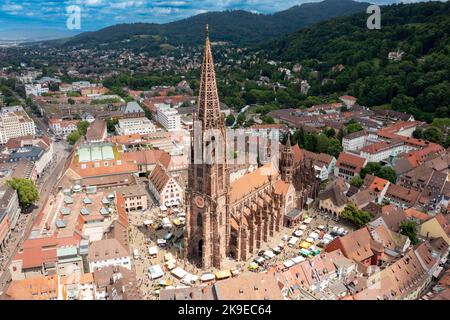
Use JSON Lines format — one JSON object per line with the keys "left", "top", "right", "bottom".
{"left": 336, "top": 152, "right": 366, "bottom": 172}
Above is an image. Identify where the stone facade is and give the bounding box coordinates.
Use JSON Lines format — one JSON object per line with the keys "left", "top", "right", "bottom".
{"left": 184, "top": 26, "right": 319, "bottom": 269}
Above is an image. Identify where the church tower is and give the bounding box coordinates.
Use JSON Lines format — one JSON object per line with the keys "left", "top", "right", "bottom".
{"left": 185, "top": 25, "right": 229, "bottom": 269}
{"left": 280, "top": 134, "right": 294, "bottom": 183}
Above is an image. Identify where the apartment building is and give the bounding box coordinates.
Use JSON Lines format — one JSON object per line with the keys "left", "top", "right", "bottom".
{"left": 117, "top": 184, "right": 148, "bottom": 212}
{"left": 0, "top": 110, "right": 36, "bottom": 144}
{"left": 116, "top": 117, "right": 157, "bottom": 135}
{"left": 25, "top": 83, "right": 49, "bottom": 97}
{"left": 156, "top": 104, "right": 181, "bottom": 131}
{"left": 48, "top": 118, "right": 79, "bottom": 137}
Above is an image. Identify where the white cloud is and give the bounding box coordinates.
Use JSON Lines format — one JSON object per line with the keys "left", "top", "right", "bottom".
{"left": 2, "top": 4, "right": 24, "bottom": 13}
{"left": 110, "top": 1, "right": 145, "bottom": 9}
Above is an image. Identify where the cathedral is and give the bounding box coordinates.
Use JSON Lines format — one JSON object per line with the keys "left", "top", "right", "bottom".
{"left": 184, "top": 25, "right": 319, "bottom": 269}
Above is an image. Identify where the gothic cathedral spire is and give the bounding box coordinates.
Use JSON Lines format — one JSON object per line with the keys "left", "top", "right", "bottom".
{"left": 185, "top": 25, "right": 228, "bottom": 269}
{"left": 197, "top": 24, "right": 223, "bottom": 130}
{"left": 280, "top": 134, "right": 294, "bottom": 183}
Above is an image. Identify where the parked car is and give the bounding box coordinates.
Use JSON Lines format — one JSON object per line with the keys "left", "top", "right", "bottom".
{"left": 164, "top": 233, "right": 174, "bottom": 241}
{"left": 272, "top": 246, "right": 282, "bottom": 255}
{"left": 254, "top": 257, "right": 265, "bottom": 266}
{"left": 293, "top": 230, "right": 303, "bottom": 237}
{"left": 288, "top": 236, "right": 299, "bottom": 247}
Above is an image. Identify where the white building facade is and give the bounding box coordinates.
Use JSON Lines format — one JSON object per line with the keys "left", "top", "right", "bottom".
{"left": 116, "top": 117, "right": 157, "bottom": 135}
{"left": 156, "top": 105, "right": 181, "bottom": 132}
{"left": 25, "top": 83, "right": 49, "bottom": 97}
{"left": 0, "top": 111, "right": 36, "bottom": 144}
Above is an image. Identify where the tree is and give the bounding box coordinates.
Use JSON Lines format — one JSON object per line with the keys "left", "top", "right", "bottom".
{"left": 337, "top": 128, "right": 345, "bottom": 142}
{"left": 225, "top": 114, "right": 236, "bottom": 127}
{"left": 431, "top": 118, "right": 450, "bottom": 132}
{"left": 350, "top": 175, "right": 364, "bottom": 188}
{"left": 399, "top": 220, "right": 419, "bottom": 245}
{"left": 261, "top": 115, "right": 275, "bottom": 124}
{"left": 347, "top": 122, "right": 363, "bottom": 134}
{"left": 316, "top": 134, "right": 330, "bottom": 153}
{"left": 327, "top": 138, "right": 343, "bottom": 158}
{"left": 360, "top": 162, "right": 382, "bottom": 179}
{"left": 412, "top": 128, "right": 423, "bottom": 139}
{"left": 305, "top": 134, "right": 318, "bottom": 152}
{"left": 106, "top": 118, "right": 118, "bottom": 132}
{"left": 67, "top": 131, "right": 81, "bottom": 145}
{"left": 77, "top": 121, "right": 90, "bottom": 136}
{"left": 423, "top": 126, "right": 443, "bottom": 143}
{"left": 296, "top": 127, "right": 306, "bottom": 147}
{"left": 377, "top": 166, "right": 397, "bottom": 183}
{"left": 324, "top": 127, "right": 336, "bottom": 138}
{"left": 236, "top": 113, "right": 246, "bottom": 126}
{"left": 68, "top": 98, "right": 75, "bottom": 105}
{"left": 7, "top": 178, "right": 39, "bottom": 208}
{"left": 341, "top": 203, "right": 371, "bottom": 228}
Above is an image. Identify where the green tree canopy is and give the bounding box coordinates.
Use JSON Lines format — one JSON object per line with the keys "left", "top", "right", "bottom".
{"left": 413, "top": 128, "right": 423, "bottom": 139}
{"left": 360, "top": 162, "right": 382, "bottom": 179}
{"left": 77, "top": 121, "right": 90, "bottom": 136}
{"left": 225, "top": 114, "right": 236, "bottom": 127}
{"left": 106, "top": 118, "right": 118, "bottom": 133}
{"left": 341, "top": 203, "right": 371, "bottom": 228}
{"left": 350, "top": 175, "right": 364, "bottom": 188}
{"left": 324, "top": 127, "right": 336, "bottom": 138}
{"left": 327, "top": 138, "right": 342, "bottom": 159}
{"left": 347, "top": 122, "right": 363, "bottom": 134}
{"left": 7, "top": 178, "right": 39, "bottom": 208}
{"left": 423, "top": 126, "right": 443, "bottom": 143}
{"left": 400, "top": 220, "right": 419, "bottom": 245}
{"left": 67, "top": 131, "right": 81, "bottom": 145}
{"left": 377, "top": 166, "right": 397, "bottom": 183}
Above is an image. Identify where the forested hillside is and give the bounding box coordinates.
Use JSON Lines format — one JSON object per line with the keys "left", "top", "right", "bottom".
{"left": 53, "top": 0, "right": 368, "bottom": 50}
{"left": 267, "top": 1, "right": 450, "bottom": 121}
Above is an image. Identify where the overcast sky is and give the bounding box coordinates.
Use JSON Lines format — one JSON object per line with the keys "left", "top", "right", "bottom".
{"left": 0, "top": 0, "right": 442, "bottom": 40}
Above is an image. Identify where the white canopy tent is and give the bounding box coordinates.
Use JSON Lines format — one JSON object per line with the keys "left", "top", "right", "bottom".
{"left": 283, "top": 260, "right": 295, "bottom": 268}
{"left": 171, "top": 267, "right": 188, "bottom": 279}
{"left": 182, "top": 273, "right": 199, "bottom": 285}
{"left": 148, "top": 265, "right": 164, "bottom": 280}
{"left": 200, "top": 273, "right": 215, "bottom": 282}
{"left": 148, "top": 246, "right": 158, "bottom": 256}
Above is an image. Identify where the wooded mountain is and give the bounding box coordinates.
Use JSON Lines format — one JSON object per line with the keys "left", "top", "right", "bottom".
{"left": 54, "top": 0, "right": 369, "bottom": 48}
{"left": 265, "top": 1, "right": 450, "bottom": 121}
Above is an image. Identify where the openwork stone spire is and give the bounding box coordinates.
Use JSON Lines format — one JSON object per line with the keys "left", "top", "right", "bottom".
{"left": 280, "top": 133, "right": 294, "bottom": 183}
{"left": 197, "top": 24, "right": 222, "bottom": 129}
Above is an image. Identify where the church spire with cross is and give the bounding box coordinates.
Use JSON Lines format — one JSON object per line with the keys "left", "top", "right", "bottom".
{"left": 197, "top": 24, "right": 223, "bottom": 130}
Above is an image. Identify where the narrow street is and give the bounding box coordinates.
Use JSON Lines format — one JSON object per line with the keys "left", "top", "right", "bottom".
{"left": 0, "top": 141, "right": 69, "bottom": 292}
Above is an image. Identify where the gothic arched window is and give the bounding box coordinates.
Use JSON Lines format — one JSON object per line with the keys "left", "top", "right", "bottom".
{"left": 197, "top": 213, "right": 203, "bottom": 227}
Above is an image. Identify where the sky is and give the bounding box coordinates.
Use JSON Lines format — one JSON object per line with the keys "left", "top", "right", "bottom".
{"left": 0, "top": 0, "right": 441, "bottom": 40}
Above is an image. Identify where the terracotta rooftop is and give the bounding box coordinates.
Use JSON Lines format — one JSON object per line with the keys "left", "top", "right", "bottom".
{"left": 336, "top": 152, "right": 366, "bottom": 172}
{"left": 6, "top": 275, "right": 59, "bottom": 300}
{"left": 229, "top": 162, "right": 278, "bottom": 203}
{"left": 88, "top": 238, "right": 130, "bottom": 263}
{"left": 403, "top": 208, "right": 431, "bottom": 222}
{"left": 148, "top": 164, "right": 170, "bottom": 194}
{"left": 213, "top": 272, "right": 283, "bottom": 300}
{"left": 326, "top": 227, "right": 375, "bottom": 263}
{"left": 385, "top": 184, "right": 420, "bottom": 206}
{"left": 85, "top": 119, "right": 106, "bottom": 141}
